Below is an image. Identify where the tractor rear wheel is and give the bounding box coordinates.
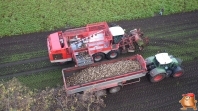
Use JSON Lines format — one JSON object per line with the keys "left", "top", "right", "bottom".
{"left": 92, "top": 53, "right": 104, "bottom": 62}
{"left": 106, "top": 50, "right": 119, "bottom": 59}
{"left": 172, "top": 66, "right": 184, "bottom": 78}
{"left": 109, "top": 86, "right": 121, "bottom": 94}
{"left": 150, "top": 73, "right": 166, "bottom": 83}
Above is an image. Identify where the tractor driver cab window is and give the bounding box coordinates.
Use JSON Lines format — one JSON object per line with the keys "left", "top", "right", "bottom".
{"left": 113, "top": 35, "right": 124, "bottom": 44}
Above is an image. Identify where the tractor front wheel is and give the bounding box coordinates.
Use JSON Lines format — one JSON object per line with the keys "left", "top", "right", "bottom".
{"left": 172, "top": 66, "right": 184, "bottom": 78}
{"left": 150, "top": 73, "right": 166, "bottom": 83}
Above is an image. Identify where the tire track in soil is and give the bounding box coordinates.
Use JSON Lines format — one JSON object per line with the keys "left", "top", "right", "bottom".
{"left": 144, "top": 20, "right": 198, "bottom": 34}
{"left": 0, "top": 53, "right": 139, "bottom": 78}
{"left": 0, "top": 56, "right": 48, "bottom": 68}
{"left": 0, "top": 60, "right": 76, "bottom": 79}
{"left": 0, "top": 63, "right": 75, "bottom": 79}
{"left": 115, "top": 11, "right": 198, "bottom": 31}
{"left": 148, "top": 25, "right": 198, "bottom": 38}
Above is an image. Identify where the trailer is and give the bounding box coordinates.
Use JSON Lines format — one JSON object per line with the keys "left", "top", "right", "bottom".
{"left": 62, "top": 54, "right": 147, "bottom": 96}
{"left": 62, "top": 53, "right": 184, "bottom": 96}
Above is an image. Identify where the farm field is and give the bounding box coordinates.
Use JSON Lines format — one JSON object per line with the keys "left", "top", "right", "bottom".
{"left": 1, "top": 0, "right": 198, "bottom": 37}
{"left": 0, "top": 10, "right": 198, "bottom": 110}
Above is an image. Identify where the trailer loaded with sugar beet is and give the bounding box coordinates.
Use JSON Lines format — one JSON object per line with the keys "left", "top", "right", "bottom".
{"left": 47, "top": 22, "right": 149, "bottom": 66}
{"left": 62, "top": 53, "right": 184, "bottom": 96}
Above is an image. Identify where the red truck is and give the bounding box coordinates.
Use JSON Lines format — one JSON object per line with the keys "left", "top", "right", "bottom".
{"left": 62, "top": 53, "right": 184, "bottom": 96}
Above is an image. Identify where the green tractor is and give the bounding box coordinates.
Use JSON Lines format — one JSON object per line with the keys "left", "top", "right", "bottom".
{"left": 145, "top": 53, "right": 184, "bottom": 82}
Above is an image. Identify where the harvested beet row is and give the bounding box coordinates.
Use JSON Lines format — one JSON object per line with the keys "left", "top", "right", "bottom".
{"left": 66, "top": 60, "right": 141, "bottom": 87}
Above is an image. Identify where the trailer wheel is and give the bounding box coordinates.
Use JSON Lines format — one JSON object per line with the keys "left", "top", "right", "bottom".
{"left": 106, "top": 50, "right": 119, "bottom": 59}
{"left": 93, "top": 53, "right": 104, "bottom": 62}
{"left": 150, "top": 73, "right": 166, "bottom": 83}
{"left": 109, "top": 86, "right": 121, "bottom": 94}
{"left": 172, "top": 66, "right": 184, "bottom": 78}
{"left": 95, "top": 90, "right": 107, "bottom": 97}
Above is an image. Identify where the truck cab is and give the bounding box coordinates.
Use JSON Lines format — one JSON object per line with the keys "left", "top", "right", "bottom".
{"left": 109, "top": 26, "right": 125, "bottom": 44}
{"left": 47, "top": 32, "right": 72, "bottom": 63}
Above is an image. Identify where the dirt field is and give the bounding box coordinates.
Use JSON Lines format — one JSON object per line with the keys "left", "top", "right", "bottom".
{"left": 0, "top": 11, "right": 198, "bottom": 111}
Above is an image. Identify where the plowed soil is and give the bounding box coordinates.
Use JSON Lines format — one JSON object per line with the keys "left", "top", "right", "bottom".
{"left": 0, "top": 11, "right": 198, "bottom": 111}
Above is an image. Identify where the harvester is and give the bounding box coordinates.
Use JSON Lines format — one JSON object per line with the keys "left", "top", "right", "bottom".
{"left": 47, "top": 22, "right": 149, "bottom": 66}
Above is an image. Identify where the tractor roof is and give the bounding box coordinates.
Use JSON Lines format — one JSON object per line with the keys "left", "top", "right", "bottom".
{"left": 155, "top": 53, "right": 172, "bottom": 65}
{"left": 109, "top": 26, "right": 125, "bottom": 36}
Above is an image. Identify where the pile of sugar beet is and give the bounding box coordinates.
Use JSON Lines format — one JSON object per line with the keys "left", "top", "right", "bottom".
{"left": 66, "top": 60, "right": 141, "bottom": 86}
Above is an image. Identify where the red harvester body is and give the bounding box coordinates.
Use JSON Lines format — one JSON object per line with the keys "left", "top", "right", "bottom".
{"left": 47, "top": 22, "right": 149, "bottom": 66}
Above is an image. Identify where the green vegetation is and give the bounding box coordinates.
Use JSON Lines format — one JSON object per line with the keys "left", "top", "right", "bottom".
{"left": 0, "top": 50, "right": 47, "bottom": 64}
{"left": 17, "top": 69, "right": 62, "bottom": 89}
{"left": 0, "top": 78, "right": 105, "bottom": 111}
{"left": 0, "top": 60, "right": 51, "bottom": 76}
{"left": 1, "top": 0, "right": 198, "bottom": 37}
{"left": 142, "top": 39, "right": 198, "bottom": 62}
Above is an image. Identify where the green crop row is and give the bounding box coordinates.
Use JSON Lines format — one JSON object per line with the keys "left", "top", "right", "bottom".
{"left": 150, "top": 28, "right": 198, "bottom": 39}
{"left": 17, "top": 69, "right": 62, "bottom": 90}
{"left": 145, "top": 23, "right": 198, "bottom": 38}
{"left": 0, "top": 60, "right": 51, "bottom": 76}
{"left": 0, "top": 50, "right": 47, "bottom": 64}
{"left": 146, "top": 39, "right": 198, "bottom": 62}
{"left": 0, "top": 0, "right": 198, "bottom": 37}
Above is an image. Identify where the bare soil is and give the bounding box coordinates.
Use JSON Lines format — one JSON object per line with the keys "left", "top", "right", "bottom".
{"left": 0, "top": 10, "right": 198, "bottom": 111}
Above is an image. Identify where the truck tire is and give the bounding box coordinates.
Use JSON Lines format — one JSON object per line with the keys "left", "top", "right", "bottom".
{"left": 92, "top": 53, "right": 104, "bottom": 62}
{"left": 106, "top": 50, "right": 119, "bottom": 60}
{"left": 109, "top": 86, "right": 121, "bottom": 94}
{"left": 172, "top": 66, "right": 184, "bottom": 78}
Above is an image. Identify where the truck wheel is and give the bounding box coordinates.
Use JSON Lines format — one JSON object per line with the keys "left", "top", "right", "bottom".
{"left": 150, "top": 73, "right": 166, "bottom": 83}
{"left": 109, "top": 86, "right": 121, "bottom": 94}
{"left": 172, "top": 66, "right": 184, "bottom": 78}
{"left": 106, "top": 50, "right": 119, "bottom": 59}
{"left": 93, "top": 53, "right": 104, "bottom": 62}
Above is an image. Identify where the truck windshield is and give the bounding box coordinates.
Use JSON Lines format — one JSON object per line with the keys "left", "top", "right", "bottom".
{"left": 113, "top": 35, "right": 123, "bottom": 44}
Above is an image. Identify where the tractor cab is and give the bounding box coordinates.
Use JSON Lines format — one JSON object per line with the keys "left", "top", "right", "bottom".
{"left": 154, "top": 53, "right": 175, "bottom": 69}
{"left": 146, "top": 53, "right": 180, "bottom": 71}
